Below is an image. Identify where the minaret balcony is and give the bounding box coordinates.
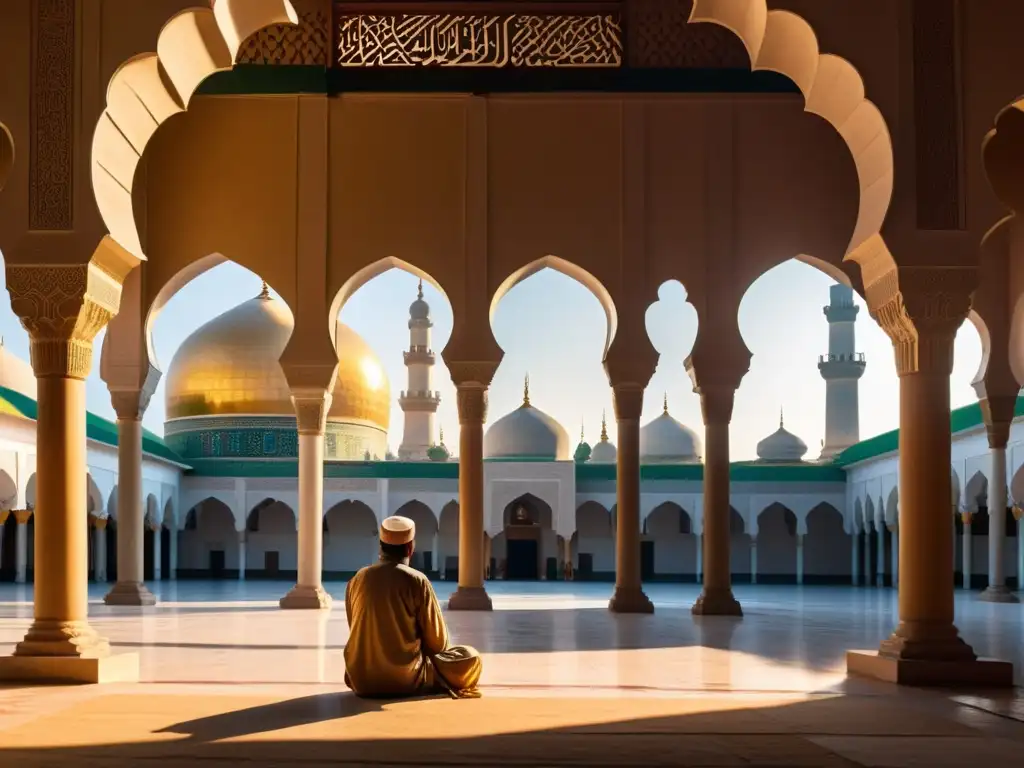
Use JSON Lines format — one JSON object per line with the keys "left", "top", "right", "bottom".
{"left": 403, "top": 346, "right": 435, "bottom": 365}
{"left": 818, "top": 352, "right": 866, "bottom": 379}
{"left": 823, "top": 305, "right": 859, "bottom": 322}
{"left": 399, "top": 390, "right": 441, "bottom": 411}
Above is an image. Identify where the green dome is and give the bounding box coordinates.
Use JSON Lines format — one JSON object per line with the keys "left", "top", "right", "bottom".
{"left": 574, "top": 441, "right": 592, "bottom": 464}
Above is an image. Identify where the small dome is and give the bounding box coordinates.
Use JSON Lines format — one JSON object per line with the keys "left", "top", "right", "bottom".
{"left": 640, "top": 396, "right": 702, "bottom": 464}
{"left": 0, "top": 342, "right": 36, "bottom": 399}
{"left": 409, "top": 280, "right": 430, "bottom": 322}
{"left": 756, "top": 410, "right": 808, "bottom": 462}
{"left": 484, "top": 376, "right": 570, "bottom": 461}
{"left": 427, "top": 427, "right": 451, "bottom": 462}
{"left": 589, "top": 412, "right": 617, "bottom": 464}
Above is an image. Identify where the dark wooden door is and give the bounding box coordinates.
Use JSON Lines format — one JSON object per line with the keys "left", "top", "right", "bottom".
{"left": 507, "top": 539, "right": 539, "bottom": 580}
{"left": 641, "top": 540, "right": 655, "bottom": 582}
{"left": 210, "top": 549, "right": 226, "bottom": 578}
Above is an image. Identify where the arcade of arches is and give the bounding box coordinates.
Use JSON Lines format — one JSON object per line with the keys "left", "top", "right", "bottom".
{"left": 2, "top": 0, "right": 1024, "bottom": 692}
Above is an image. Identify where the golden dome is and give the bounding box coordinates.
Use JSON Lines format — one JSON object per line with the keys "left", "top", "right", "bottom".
{"left": 165, "top": 287, "right": 390, "bottom": 429}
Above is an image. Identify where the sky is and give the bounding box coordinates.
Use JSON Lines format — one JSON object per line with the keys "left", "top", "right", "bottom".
{"left": 0, "top": 259, "right": 984, "bottom": 461}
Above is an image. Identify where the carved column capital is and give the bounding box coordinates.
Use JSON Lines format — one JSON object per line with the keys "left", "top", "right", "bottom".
{"left": 446, "top": 360, "right": 500, "bottom": 390}
{"left": 697, "top": 386, "right": 737, "bottom": 427}
{"left": 109, "top": 387, "right": 154, "bottom": 422}
{"left": 865, "top": 266, "right": 974, "bottom": 377}
{"left": 6, "top": 263, "right": 123, "bottom": 379}
{"left": 93, "top": 516, "right": 108, "bottom": 530}
{"left": 612, "top": 383, "right": 644, "bottom": 422}
{"left": 980, "top": 395, "right": 1016, "bottom": 449}
{"left": 291, "top": 387, "right": 332, "bottom": 435}
{"left": 0, "top": 509, "right": 9, "bottom": 526}
{"left": 456, "top": 384, "right": 488, "bottom": 425}
{"left": 14, "top": 509, "right": 33, "bottom": 524}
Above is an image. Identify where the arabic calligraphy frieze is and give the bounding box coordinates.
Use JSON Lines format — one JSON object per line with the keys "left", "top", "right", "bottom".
{"left": 336, "top": 14, "right": 623, "bottom": 68}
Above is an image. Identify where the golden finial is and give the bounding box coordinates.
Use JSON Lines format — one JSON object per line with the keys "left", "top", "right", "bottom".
{"left": 258, "top": 279, "right": 270, "bottom": 300}
{"left": 439, "top": 426, "right": 445, "bottom": 446}
{"left": 600, "top": 411, "right": 609, "bottom": 441}
{"left": 417, "top": 278, "right": 424, "bottom": 300}
{"left": 663, "top": 393, "right": 669, "bottom": 415}
{"left": 523, "top": 374, "right": 531, "bottom": 407}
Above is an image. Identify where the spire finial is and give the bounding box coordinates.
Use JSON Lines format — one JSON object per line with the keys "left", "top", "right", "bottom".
{"left": 580, "top": 418, "right": 585, "bottom": 443}
{"left": 600, "top": 410, "right": 609, "bottom": 441}
{"left": 663, "top": 392, "right": 669, "bottom": 415}
{"left": 523, "top": 374, "right": 531, "bottom": 407}
{"left": 258, "top": 279, "right": 270, "bottom": 299}
{"left": 439, "top": 426, "right": 445, "bottom": 446}
{"left": 417, "top": 278, "right": 424, "bottom": 300}
{"left": 780, "top": 407, "right": 784, "bottom": 429}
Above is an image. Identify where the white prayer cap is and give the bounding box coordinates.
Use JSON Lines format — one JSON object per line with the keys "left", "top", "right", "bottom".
{"left": 380, "top": 515, "right": 416, "bottom": 546}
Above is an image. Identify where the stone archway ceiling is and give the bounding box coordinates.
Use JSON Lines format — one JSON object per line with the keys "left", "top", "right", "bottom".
{"left": 983, "top": 99, "right": 1024, "bottom": 214}
{"left": 91, "top": 1, "right": 299, "bottom": 260}
{"left": 688, "top": 1, "right": 894, "bottom": 260}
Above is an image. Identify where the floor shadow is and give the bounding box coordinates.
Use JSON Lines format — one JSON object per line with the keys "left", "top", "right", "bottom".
{"left": 2, "top": 689, "right": 1024, "bottom": 766}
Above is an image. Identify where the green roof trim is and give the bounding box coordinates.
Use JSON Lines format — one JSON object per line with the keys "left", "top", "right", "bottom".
{"left": 186, "top": 457, "right": 844, "bottom": 481}
{"left": 0, "top": 385, "right": 188, "bottom": 467}
{"left": 834, "top": 395, "right": 1024, "bottom": 467}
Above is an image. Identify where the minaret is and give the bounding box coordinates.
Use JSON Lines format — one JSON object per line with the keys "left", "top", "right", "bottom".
{"left": 818, "top": 283, "right": 866, "bottom": 459}
{"left": 398, "top": 280, "right": 441, "bottom": 460}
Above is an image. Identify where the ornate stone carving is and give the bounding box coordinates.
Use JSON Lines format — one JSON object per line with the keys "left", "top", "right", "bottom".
{"left": 336, "top": 13, "right": 623, "bottom": 68}
{"left": 291, "top": 388, "right": 332, "bottom": 434}
{"left": 456, "top": 385, "right": 488, "bottom": 425}
{"left": 446, "top": 360, "right": 500, "bottom": 389}
{"left": 626, "top": 0, "right": 750, "bottom": 69}
{"left": 612, "top": 383, "right": 644, "bottom": 422}
{"left": 6, "top": 264, "right": 122, "bottom": 379}
{"left": 866, "top": 267, "right": 973, "bottom": 377}
{"left": 29, "top": 0, "right": 75, "bottom": 230}
{"left": 237, "top": 0, "right": 330, "bottom": 65}
{"left": 109, "top": 365, "right": 160, "bottom": 421}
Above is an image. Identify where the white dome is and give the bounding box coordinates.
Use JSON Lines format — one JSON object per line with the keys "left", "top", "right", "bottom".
{"left": 640, "top": 403, "right": 702, "bottom": 463}
{"left": 484, "top": 380, "right": 569, "bottom": 461}
{"left": 590, "top": 413, "right": 617, "bottom": 463}
{"left": 0, "top": 343, "right": 36, "bottom": 399}
{"left": 756, "top": 413, "right": 808, "bottom": 462}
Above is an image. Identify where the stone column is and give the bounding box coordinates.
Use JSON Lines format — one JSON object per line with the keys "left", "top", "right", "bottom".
{"left": 168, "top": 527, "right": 178, "bottom": 581}
{"left": 563, "top": 536, "right": 573, "bottom": 580}
{"left": 749, "top": 537, "right": 758, "bottom": 585}
{"left": 961, "top": 511, "right": 973, "bottom": 590}
{"left": 14, "top": 510, "right": 30, "bottom": 584}
{"left": 890, "top": 525, "right": 899, "bottom": 588}
{"left": 237, "top": 531, "right": 246, "bottom": 581}
{"left": 848, "top": 277, "right": 1009, "bottom": 684}
{"left": 980, "top": 426, "right": 1017, "bottom": 602}
{"left": 0, "top": 261, "right": 138, "bottom": 683}
{"left": 692, "top": 387, "right": 742, "bottom": 616}
{"left": 851, "top": 530, "right": 861, "bottom": 586}
{"left": 152, "top": 524, "right": 162, "bottom": 582}
{"left": 608, "top": 383, "right": 653, "bottom": 613}
{"left": 93, "top": 519, "right": 107, "bottom": 583}
{"left": 876, "top": 521, "right": 886, "bottom": 587}
{"left": 448, "top": 384, "right": 492, "bottom": 610}
{"left": 103, "top": 393, "right": 156, "bottom": 606}
{"left": 796, "top": 535, "right": 805, "bottom": 585}
{"left": 281, "top": 389, "right": 332, "bottom": 609}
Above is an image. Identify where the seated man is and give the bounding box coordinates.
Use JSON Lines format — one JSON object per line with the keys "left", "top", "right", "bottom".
{"left": 343, "top": 515, "right": 483, "bottom": 699}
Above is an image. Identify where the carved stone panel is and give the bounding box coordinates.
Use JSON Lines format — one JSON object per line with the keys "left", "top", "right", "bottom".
{"left": 625, "top": 0, "right": 750, "bottom": 69}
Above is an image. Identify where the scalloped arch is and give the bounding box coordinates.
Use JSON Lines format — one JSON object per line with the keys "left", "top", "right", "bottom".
{"left": 91, "top": 1, "right": 298, "bottom": 260}
{"left": 689, "top": 1, "right": 894, "bottom": 260}
{"left": 983, "top": 98, "right": 1024, "bottom": 214}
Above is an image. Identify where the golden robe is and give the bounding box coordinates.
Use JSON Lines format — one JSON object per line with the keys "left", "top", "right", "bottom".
{"left": 343, "top": 560, "right": 483, "bottom": 699}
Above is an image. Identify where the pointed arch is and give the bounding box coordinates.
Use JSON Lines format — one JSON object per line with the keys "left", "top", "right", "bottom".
{"left": 805, "top": 502, "right": 851, "bottom": 583}
{"left": 964, "top": 470, "right": 989, "bottom": 511}
{"left": 86, "top": 475, "right": 105, "bottom": 518}
{"left": 0, "top": 121, "right": 13, "bottom": 194}
{"left": 688, "top": 2, "right": 894, "bottom": 262}
{"left": 490, "top": 256, "right": 618, "bottom": 358}
{"left": 885, "top": 486, "right": 899, "bottom": 527}
{"left": 0, "top": 470, "right": 16, "bottom": 509}
{"left": 91, "top": 2, "right": 299, "bottom": 259}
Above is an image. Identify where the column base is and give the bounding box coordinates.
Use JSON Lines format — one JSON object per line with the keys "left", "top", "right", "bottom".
{"left": 103, "top": 581, "right": 157, "bottom": 606}
{"left": 0, "top": 653, "right": 139, "bottom": 685}
{"left": 14, "top": 619, "right": 111, "bottom": 658}
{"left": 608, "top": 586, "right": 654, "bottom": 614}
{"left": 978, "top": 585, "right": 1020, "bottom": 603}
{"left": 847, "top": 651, "right": 1013, "bottom": 687}
{"left": 691, "top": 587, "right": 743, "bottom": 617}
{"left": 447, "top": 586, "right": 492, "bottom": 611}
{"left": 279, "top": 584, "right": 333, "bottom": 610}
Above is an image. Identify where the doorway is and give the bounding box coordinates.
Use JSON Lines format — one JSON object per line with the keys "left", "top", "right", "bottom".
{"left": 641, "top": 540, "right": 655, "bottom": 581}
{"left": 507, "top": 539, "right": 539, "bottom": 580}
{"left": 264, "top": 550, "right": 280, "bottom": 577}
{"left": 210, "top": 549, "right": 226, "bottom": 578}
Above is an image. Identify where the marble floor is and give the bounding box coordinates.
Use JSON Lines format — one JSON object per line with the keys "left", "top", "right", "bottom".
{"left": 0, "top": 581, "right": 1022, "bottom": 766}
